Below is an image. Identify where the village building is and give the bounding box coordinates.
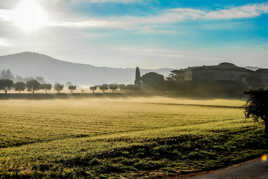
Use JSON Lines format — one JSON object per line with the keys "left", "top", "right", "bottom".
{"left": 171, "top": 62, "right": 268, "bottom": 87}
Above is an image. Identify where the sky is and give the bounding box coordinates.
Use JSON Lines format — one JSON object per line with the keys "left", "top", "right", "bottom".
{"left": 0, "top": 0, "right": 268, "bottom": 69}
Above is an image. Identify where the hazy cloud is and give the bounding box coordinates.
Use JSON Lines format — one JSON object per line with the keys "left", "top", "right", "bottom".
{"left": 0, "top": 1, "right": 267, "bottom": 69}
{"left": 205, "top": 3, "right": 268, "bottom": 19}
{"left": 1, "top": 2, "right": 268, "bottom": 32}
{"left": 47, "top": 3, "right": 268, "bottom": 31}
{"left": 0, "top": 9, "right": 12, "bottom": 21}
{"left": 0, "top": 0, "right": 18, "bottom": 9}
{"left": 78, "top": 0, "right": 143, "bottom": 3}
{"left": 0, "top": 38, "right": 11, "bottom": 47}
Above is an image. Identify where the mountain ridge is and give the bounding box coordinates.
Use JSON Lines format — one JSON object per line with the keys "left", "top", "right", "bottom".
{"left": 0, "top": 52, "right": 173, "bottom": 85}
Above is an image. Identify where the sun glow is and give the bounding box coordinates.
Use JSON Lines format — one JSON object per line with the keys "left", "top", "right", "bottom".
{"left": 12, "top": 0, "right": 48, "bottom": 32}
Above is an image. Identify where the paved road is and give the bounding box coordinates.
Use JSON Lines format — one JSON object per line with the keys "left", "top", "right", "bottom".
{"left": 190, "top": 158, "right": 268, "bottom": 179}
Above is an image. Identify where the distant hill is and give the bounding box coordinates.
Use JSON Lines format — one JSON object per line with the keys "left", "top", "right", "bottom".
{"left": 0, "top": 52, "right": 172, "bottom": 85}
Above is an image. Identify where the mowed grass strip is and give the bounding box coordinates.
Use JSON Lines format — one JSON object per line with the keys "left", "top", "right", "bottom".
{"left": 0, "top": 97, "right": 266, "bottom": 178}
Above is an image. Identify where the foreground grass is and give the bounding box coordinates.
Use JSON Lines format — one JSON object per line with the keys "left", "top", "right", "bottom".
{"left": 0, "top": 97, "right": 266, "bottom": 178}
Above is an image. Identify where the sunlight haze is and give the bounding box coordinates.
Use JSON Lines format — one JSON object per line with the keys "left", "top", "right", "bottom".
{"left": 12, "top": 0, "right": 49, "bottom": 32}
{"left": 0, "top": 0, "right": 268, "bottom": 68}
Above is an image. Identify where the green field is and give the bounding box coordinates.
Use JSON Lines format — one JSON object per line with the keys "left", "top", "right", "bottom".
{"left": 0, "top": 97, "right": 267, "bottom": 178}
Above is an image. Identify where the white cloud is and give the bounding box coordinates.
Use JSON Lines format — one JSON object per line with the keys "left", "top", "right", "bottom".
{"left": 205, "top": 4, "right": 268, "bottom": 19}
{"left": 1, "top": 2, "right": 268, "bottom": 32}
{"left": 170, "top": 3, "right": 268, "bottom": 21}
{"left": 0, "top": 38, "right": 11, "bottom": 47}
{"left": 49, "top": 19, "right": 121, "bottom": 28}
{"left": 117, "top": 47, "right": 185, "bottom": 58}
{"left": 0, "top": 9, "right": 12, "bottom": 21}
{"left": 136, "top": 26, "right": 177, "bottom": 35}
{"left": 0, "top": 0, "right": 18, "bottom": 9}
{"left": 86, "top": 0, "right": 142, "bottom": 3}
{"left": 47, "top": 3, "right": 268, "bottom": 31}
{"left": 57, "top": 0, "right": 143, "bottom": 4}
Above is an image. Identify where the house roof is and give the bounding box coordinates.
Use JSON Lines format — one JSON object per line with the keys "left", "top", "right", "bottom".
{"left": 172, "top": 62, "right": 253, "bottom": 73}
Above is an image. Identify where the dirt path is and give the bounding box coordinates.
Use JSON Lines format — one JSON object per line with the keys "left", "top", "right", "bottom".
{"left": 189, "top": 158, "right": 268, "bottom": 179}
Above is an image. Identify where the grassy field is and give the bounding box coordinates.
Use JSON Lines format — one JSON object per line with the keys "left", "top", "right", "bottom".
{"left": 0, "top": 97, "right": 267, "bottom": 178}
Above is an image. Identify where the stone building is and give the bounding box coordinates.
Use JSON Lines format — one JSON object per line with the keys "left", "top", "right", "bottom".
{"left": 171, "top": 62, "right": 268, "bottom": 87}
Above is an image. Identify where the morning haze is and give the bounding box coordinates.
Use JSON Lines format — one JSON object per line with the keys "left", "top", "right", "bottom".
{"left": 0, "top": 0, "right": 268, "bottom": 178}
{"left": 0, "top": 51, "right": 171, "bottom": 84}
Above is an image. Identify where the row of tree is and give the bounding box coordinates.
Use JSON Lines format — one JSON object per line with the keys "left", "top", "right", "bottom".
{"left": 0, "top": 79, "right": 69, "bottom": 94}
{"left": 0, "top": 68, "right": 161, "bottom": 94}
{"left": 90, "top": 84, "right": 129, "bottom": 93}
{"left": 0, "top": 79, "right": 132, "bottom": 94}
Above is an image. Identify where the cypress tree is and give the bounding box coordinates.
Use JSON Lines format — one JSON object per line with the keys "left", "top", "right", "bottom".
{"left": 135, "top": 67, "right": 141, "bottom": 86}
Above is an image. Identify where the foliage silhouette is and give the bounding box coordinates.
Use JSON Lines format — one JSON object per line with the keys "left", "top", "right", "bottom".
{"left": 54, "top": 83, "right": 64, "bottom": 94}
{"left": 135, "top": 67, "right": 141, "bottom": 87}
{"left": 245, "top": 89, "right": 268, "bottom": 134}
{"left": 26, "top": 80, "right": 41, "bottom": 94}
{"left": 0, "top": 79, "right": 13, "bottom": 94}
{"left": 100, "top": 84, "right": 108, "bottom": 93}
{"left": 68, "top": 85, "right": 77, "bottom": 94}
{"left": 90, "top": 86, "right": 97, "bottom": 94}
{"left": 14, "top": 82, "right": 26, "bottom": 93}
{"left": 109, "top": 84, "right": 118, "bottom": 92}
{"left": 40, "top": 83, "right": 52, "bottom": 94}
{"left": 141, "top": 72, "right": 164, "bottom": 89}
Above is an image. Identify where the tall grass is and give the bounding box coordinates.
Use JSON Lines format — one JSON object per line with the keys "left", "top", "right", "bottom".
{"left": 0, "top": 97, "right": 266, "bottom": 177}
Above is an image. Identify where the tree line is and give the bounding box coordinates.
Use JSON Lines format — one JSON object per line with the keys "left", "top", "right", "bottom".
{"left": 0, "top": 79, "right": 132, "bottom": 95}
{"left": 132, "top": 67, "right": 258, "bottom": 97}
{"left": 0, "top": 79, "right": 66, "bottom": 94}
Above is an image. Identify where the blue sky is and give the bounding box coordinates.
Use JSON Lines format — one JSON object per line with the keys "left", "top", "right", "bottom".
{"left": 0, "top": 0, "right": 268, "bottom": 68}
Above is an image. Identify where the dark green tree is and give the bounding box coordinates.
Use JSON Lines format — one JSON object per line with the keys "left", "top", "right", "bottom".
{"left": 90, "top": 86, "right": 97, "bottom": 94}
{"left": 245, "top": 89, "right": 268, "bottom": 134}
{"left": 141, "top": 72, "right": 164, "bottom": 89}
{"left": 109, "top": 84, "right": 118, "bottom": 93}
{"left": 99, "top": 84, "right": 108, "bottom": 93}
{"left": 0, "top": 79, "right": 13, "bottom": 94}
{"left": 40, "top": 83, "right": 52, "bottom": 94}
{"left": 68, "top": 85, "right": 76, "bottom": 94}
{"left": 125, "top": 84, "right": 140, "bottom": 91}
{"left": 26, "top": 80, "right": 40, "bottom": 94}
{"left": 54, "top": 83, "right": 64, "bottom": 94}
{"left": 118, "top": 84, "right": 126, "bottom": 90}
{"left": 135, "top": 67, "right": 141, "bottom": 87}
{"left": 14, "top": 82, "right": 26, "bottom": 93}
